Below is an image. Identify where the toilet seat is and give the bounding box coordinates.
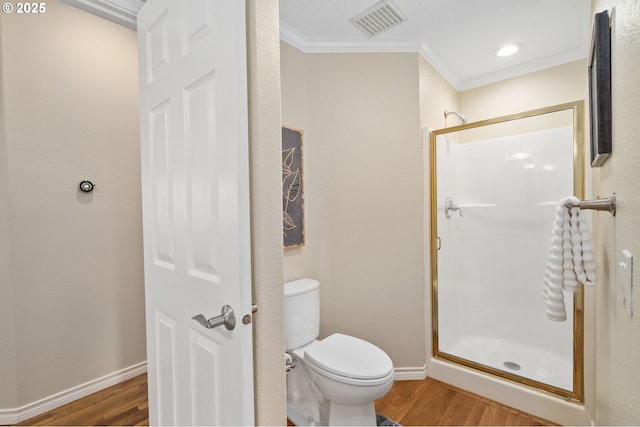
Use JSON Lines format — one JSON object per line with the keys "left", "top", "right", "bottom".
{"left": 303, "top": 333, "right": 394, "bottom": 385}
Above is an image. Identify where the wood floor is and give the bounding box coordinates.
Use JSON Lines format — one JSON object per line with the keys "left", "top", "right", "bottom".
{"left": 16, "top": 375, "right": 148, "bottom": 426}
{"left": 15, "top": 374, "right": 555, "bottom": 426}
{"left": 374, "top": 379, "right": 555, "bottom": 426}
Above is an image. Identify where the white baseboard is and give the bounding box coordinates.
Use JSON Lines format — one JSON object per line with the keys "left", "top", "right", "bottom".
{"left": 0, "top": 361, "right": 425, "bottom": 424}
{"left": 0, "top": 408, "right": 19, "bottom": 426}
{"left": 0, "top": 361, "right": 147, "bottom": 425}
{"left": 394, "top": 364, "right": 428, "bottom": 381}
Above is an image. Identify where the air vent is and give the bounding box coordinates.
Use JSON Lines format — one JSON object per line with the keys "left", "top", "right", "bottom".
{"left": 350, "top": 0, "right": 407, "bottom": 38}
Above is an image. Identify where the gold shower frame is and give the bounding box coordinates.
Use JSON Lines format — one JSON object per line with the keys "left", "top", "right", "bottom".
{"left": 429, "top": 101, "right": 585, "bottom": 403}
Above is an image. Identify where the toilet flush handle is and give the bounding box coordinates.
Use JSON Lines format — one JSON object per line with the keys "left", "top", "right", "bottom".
{"left": 285, "top": 352, "right": 295, "bottom": 373}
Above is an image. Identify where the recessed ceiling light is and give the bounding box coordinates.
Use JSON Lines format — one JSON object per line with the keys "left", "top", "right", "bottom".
{"left": 496, "top": 44, "right": 521, "bottom": 57}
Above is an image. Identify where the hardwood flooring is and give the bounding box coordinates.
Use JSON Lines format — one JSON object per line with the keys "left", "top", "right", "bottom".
{"left": 15, "top": 374, "right": 555, "bottom": 426}
{"left": 374, "top": 378, "right": 556, "bottom": 426}
{"left": 16, "top": 374, "right": 148, "bottom": 426}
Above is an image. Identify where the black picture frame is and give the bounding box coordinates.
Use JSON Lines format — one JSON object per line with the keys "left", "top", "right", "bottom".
{"left": 588, "top": 10, "right": 612, "bottom": 167}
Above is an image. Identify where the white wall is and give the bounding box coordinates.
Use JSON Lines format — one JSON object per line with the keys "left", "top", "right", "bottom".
{"left": 0, "top": 0, "right": 145, "bottom": 407}
{"left": 590, "top": 1, "right": 640, "bottom": 424}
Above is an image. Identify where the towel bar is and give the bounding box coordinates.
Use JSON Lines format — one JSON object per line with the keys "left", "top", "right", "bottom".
{"left": 572, "top": 194, "right": 616, "bottom": 216}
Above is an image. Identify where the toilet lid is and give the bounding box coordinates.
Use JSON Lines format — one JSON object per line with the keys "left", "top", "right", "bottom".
{"left": 303, "top": 333, "right": 393, "bottom": 380}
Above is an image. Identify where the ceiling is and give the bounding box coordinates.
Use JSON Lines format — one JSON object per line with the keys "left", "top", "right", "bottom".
{"left": 279, "top": 0, "right": 591, "bottom": 91}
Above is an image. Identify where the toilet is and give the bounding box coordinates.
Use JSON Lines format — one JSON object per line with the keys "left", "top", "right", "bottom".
{"left": 284, "top": 278, "right": 395, "bottom": 426}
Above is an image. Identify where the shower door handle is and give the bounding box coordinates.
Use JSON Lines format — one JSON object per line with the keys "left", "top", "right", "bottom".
{"left": 444, "top": 197, "right": 463, "bottom": 218}
{"left": 192, "top": 305, "right": 236, "bottom": 331}
{"left": 435, "top": 236, "right": 441, "bottom": 250}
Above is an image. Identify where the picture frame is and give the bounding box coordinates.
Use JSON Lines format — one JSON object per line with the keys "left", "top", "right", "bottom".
{"left": 588, "top": 10, "right": 612, "bottom": 167}
{"left": 282, "top": 126, "right": 305, "bottom": 248}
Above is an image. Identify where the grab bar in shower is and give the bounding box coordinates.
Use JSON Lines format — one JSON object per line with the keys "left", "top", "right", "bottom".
{"left": 570, "top": 194, "right": 617, "bottom": 216}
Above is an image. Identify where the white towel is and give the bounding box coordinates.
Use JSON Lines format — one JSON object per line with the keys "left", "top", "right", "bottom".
{"left": 543, "top": 196, "right": 597, "bottom": 322}
{"left": 543, "top": 198, "right": 571, "bottom": 321}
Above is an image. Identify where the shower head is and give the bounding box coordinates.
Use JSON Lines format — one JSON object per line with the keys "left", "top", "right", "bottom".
{"left": 444, "top": 110, "right": 468, "bottom": 124}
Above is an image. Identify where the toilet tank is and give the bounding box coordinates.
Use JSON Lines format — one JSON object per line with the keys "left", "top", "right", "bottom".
{"left": 284, "top": 278, "right": 320, "bottom": 350}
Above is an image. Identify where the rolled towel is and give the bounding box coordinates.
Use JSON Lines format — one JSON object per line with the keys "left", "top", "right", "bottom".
{"left": 570, "top": 206, "right": 587, "bottom": 286}
{"left": 562, "top": 208, "right": 579, "bottom": 292}
{"left": 545, "top": 277, "right": 567, "bottom": 322}
{"left": 543, "top": 203, "right": 567, "bottom": 303}
{"left": 544, "top": 196, "right": 597, "bottom": 321}
{"left": 579, "top": 209, "right": 597, "bottom": 286}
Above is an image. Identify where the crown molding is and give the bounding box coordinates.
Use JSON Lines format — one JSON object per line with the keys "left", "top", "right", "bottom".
{"left": 418, "top": 43, "right": 463, "bottom": 91}
{"left": 280, "top": 21, "right": 465, "bottom": 90}
{"left": 60, "top": 0, "right": 144, "bottom": 30}
{"left": 458, "top": 48, "right": 588, "bottom": 91}
{"left": 62, "top": 3, "right": 588, "bottom": 91}
{"left": 281, "top": 20, "right": 587, "bottom": 92}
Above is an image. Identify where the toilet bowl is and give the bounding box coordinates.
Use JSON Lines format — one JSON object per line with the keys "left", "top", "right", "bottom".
{"left": 284, "top": 279, "right": 395, "bottom": 426}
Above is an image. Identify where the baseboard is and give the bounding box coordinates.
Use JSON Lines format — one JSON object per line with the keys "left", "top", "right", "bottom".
{"left": 0, "top": 408, "right": 19, "bottom": 426}
{"left": 394, "top": 364, "right": 428, "bottom": 381}
{"left": 0, "top": 361, "right": 147, "bottom": 425}
{"left": 0, "top": 361, "right": 424, "bottom": 424}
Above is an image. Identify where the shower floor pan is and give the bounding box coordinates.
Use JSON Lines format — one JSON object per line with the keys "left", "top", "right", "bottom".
{"left": 442, "top": 336, "right": 572, "bottom": 391}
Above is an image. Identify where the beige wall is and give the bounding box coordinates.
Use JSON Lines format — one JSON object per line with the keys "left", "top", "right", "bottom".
{"left": 459, "top": 60, "right": 588, "bottom": 121}
{"left": 419, "top": 57, "right": 460, "bottom": 131}
{"left": 590, "top": 1, "right": 640, "bottom": 424}
{"left": 247, "top": 0, "right": 287, "bottom": 424}
{"left": 281, "top": 42, "right": 311, "bottom": 281}
{"left": 0, "top": 0, "right": 145, "bottom": 406}
{"left": 0, "top": 25, "right": 18, "bottom": 409}
{"left": 280, "top": 48, "right": 426, "bottom": 369}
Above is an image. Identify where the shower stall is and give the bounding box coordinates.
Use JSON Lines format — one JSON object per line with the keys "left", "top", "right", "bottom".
{"left": 428, "top": 102, "right": 588, "bottom": 424}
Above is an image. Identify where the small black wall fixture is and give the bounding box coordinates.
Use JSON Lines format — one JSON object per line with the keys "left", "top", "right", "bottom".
{"left": 79, "top": 180, "right": 95, "bottom": 193}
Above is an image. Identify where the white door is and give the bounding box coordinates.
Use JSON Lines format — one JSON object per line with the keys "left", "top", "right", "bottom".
{"left": 137, "top": 0, "right": 253, "bottom": 425}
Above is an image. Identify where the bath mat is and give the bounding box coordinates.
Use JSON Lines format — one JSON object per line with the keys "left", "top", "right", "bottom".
{"left": 376, "top": 413, "right": 402, "bottom": 426}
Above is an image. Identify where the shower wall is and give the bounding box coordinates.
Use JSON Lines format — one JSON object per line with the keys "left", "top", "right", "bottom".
{"left": 436, "top": 127, "right": 575, "bottom": 389}
{"left": 0, "top": 0, "right": 145, "bottom": 408}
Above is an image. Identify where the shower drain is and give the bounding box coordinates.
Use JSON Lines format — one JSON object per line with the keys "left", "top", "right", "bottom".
{"left": 503, "top": 361, "right": 522, "bottom": 371}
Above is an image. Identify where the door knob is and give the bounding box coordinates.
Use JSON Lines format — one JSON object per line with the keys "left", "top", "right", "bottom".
{"left": 192, "top": 305, "right": 236, "bottom": 331}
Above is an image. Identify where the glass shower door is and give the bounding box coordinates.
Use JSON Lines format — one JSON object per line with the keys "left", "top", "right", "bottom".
{"left": 430, "top": 102, "right": 584, "bottom": 401}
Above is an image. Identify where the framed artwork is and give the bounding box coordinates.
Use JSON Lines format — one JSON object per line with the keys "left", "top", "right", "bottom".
{"left": 282, "top": 126, "right": 305, "bottom": 248}
{"left": 588, "top": 10, "right": 612, "bottom": 167}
